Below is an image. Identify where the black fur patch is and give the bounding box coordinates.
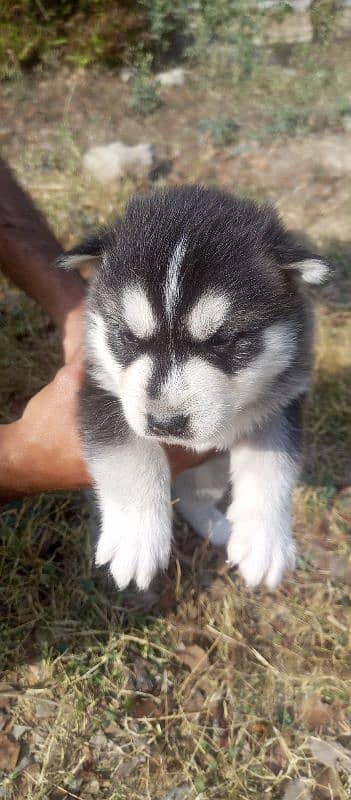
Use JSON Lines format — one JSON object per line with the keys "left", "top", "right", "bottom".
{"left": 283, "top": 394, "right": 305, "bottom": 456}
{"left": 79, "top": 371, "right": 129, "bottom": 451}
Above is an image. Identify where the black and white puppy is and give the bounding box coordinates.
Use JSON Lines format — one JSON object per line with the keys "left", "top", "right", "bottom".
{"left": 58, "top": 186, "right": 329, "bottom": 591}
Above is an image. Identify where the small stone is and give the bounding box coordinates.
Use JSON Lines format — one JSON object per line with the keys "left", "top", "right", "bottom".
{"left": 89, "top": 731, "right": 108, "bottom": 756}
{"left": 31, "top": 731, "right": 45, "bottom": 749}
{"left": 292, "top": 0, "right": 311, "bottom": 10}
{"left": 307, "top": 736, "right": 351, "bottom": 772}
{"left": 34, "top": 699, "right": 57, "bottom": 719}
{"left": 117, "top": 756, "right": 143, "bottom": 778}
{"left": 67, "top": 776, "right": 83, "bottom": 792}
{"left": 283, "top": 778, "right": 311, "bottom": 800}
{"left": 155, "top": 68, "right": 185, "bottom": 87}
{"left": 119, "top": 67, "right": 134, "bottom": 83}
{"left": 85, "top": 778, "right": 100, "bottom": 795}
{"left": 163, "top": 785, "right": 191, "bottom": 800}
{"left": 83, "top": 141, "right": 154, "bottom": 183}
{"left": 11, "top": 725, "right": 29, "bottom": 741}
{"left": 25, "top": 661, "right": 51, "bottom": 686}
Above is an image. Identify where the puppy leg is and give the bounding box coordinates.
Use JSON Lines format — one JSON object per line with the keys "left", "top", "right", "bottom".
{"left": 89, "top": 438, "right": 172, "bottom": 590}
{"left": 227, "top": 399, "right": 303, "bottom": 589}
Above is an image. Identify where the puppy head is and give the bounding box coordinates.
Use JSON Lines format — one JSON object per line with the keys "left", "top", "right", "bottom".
{"left": 58, "top": 186, "right": 329, "bottom": 448}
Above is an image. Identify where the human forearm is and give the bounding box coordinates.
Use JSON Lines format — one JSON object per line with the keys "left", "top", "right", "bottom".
{"left": 0, "top": 422, "right": 25, "bottom": 501}
{"left": 0, "top": 157, "right": 85, "bottom": 327}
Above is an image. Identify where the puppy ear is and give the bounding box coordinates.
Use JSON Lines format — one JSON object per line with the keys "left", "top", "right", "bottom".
{"left": 261, "top": 207, "right": 331, "bottom": 286}
{"left": 55, "top": 230, "right": 109, "bottom": 270}
{"left": 280, "top": 254, "right": 330, "bottom": 285}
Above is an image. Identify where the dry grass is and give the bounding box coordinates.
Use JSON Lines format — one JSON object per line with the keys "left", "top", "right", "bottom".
{"left": 0, "top": 39, "right": 351, "bottom": 800}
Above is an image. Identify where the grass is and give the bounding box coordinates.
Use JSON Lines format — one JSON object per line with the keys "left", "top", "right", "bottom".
{"left": 0, "top": 479, "right": 350, "bottom": 798}
{"left": 1, "top": 0, "right": 348, "bottom": 79}
{"left": 0, "top": 33, "right": 351, "bottom": 800}
{"left": 128, "top": 54, "right": 163, "bottom": 116}
{"left": 198, "top": 117, "right": 240, "bottom": 147}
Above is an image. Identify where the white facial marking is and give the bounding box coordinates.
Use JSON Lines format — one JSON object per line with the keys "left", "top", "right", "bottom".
{"left": 122, "top": 284, "right": 156, "bottom": 338}
{"left": 149, "top": 355, "right": 232, "bottom": 448}
{"left": 187, "top": 290, "right": 230, "bottom": 341}
{"left": 288, "top": 258, "right": 329, "bottom": 285}
{"left": 181, "top": 357, "right": 231, "bottom": 441}
{"left": 87, "top": 311, "right": 123, "bottom": 395}
{"left": 156, "top": 359, "right": 186, "bottom": 411}
{"left": 231, "top": 321, "right": 296, "bottom": 408}
{"left": 120, "top": 354, "right": 153, "bottom": 436}
{"left": 164, "top": 237, "right": 187, "bottom": 319}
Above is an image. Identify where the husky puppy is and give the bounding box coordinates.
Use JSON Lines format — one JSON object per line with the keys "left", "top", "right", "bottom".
{"left": 58, "top": 186, "right": 329, "bottom": 591}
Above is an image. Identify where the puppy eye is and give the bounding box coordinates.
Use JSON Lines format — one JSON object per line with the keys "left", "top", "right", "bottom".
{"left": 208, "top": 329, "right": 255, "bottom": 355}
{"left": 120, "top": 328, "right": 140, "bottom": 346}
{"left": 234, "top": 334, "right": 252, "bottom": 354}
{"left": 208, "top": 328, "right": 231, "bottom": 348}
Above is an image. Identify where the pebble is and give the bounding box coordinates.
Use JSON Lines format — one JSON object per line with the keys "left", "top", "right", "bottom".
{"left": 155, "top": 67, "right": 185, "bottom": 87}
{"left": 119, "top": 67, "right": 134, "bottom": 83}
{"left": 83, "top": 141, "right": 154, "bottom": 183}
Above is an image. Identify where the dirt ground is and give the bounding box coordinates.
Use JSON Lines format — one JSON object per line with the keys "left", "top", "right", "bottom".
{"left": 0, "top": 35, "right": 351, "bottom": 800}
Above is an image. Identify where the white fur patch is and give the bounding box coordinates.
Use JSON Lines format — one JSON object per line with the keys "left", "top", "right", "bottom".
{"left": 90, "top": 438, "right": 172, "bottom": 590}
{"left": 187, "top": 290, "right": 230, "bottom": 341}
{"left": 156, "top": 358, "right": 186, "bottom": 412}
{"left": 120, "top": 354, "right": 153, "bottom": 436}
{"left": 231, "top": 321, "right": 296, "bottom": 410}
{"left": 87, "top": 311, "right": 123, "bottom": 395}
{"left": 288, "top": 258, "right": 329, "bottom": 285}
{"left": 180, "top": 357, "right": 230, "bottom": 441}
{"left": 122, "top": 284, "right": 157, "bottom": 338}
{"left": 148, "top": 355, "right": 233, "bottom": 448}
{"left": 164, "top": 238, "right": 187, "bottom": 319}
{"left": 227, "top": 414, "right": 298, "bottom": 589}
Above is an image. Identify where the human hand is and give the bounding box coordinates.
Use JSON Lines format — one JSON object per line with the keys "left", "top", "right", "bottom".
{"left": 0, "top": 362, "right": 91, "bottom": 498}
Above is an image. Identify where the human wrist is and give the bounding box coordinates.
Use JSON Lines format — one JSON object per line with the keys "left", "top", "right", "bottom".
{"left": 45, "top": 269, "right": 86, "bottom": 330}
{"left": 0, "top": 420, "right": 33, "bottom": 500}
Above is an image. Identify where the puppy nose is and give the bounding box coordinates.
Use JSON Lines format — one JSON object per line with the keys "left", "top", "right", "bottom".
{"left": 147, "top": 413, "right": 188, "bottom": 437}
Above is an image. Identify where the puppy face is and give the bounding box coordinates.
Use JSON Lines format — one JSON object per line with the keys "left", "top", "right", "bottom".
{"left": 59, "top": 186, "right": 328, "bottom": 449}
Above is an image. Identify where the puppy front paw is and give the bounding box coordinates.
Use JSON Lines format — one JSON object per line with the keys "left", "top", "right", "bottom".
{"left": 96, "top": 508, "right": 172, "bottom": 590}
{"left": 227, "top": 517, "right": 296, "bottom": 589}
